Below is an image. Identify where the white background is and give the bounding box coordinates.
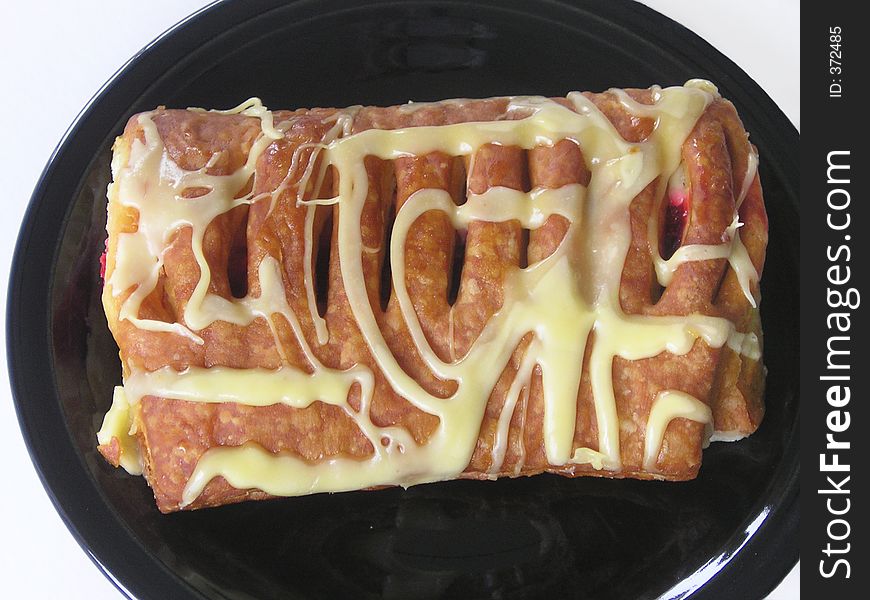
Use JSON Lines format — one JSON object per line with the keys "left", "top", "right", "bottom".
{"left": 1, "top": 1, "right": 798, "bottom": 598}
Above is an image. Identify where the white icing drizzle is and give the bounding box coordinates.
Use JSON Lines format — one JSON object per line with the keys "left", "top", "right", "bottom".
{"left": 488, "top": 339, "right": 539, "bottom": 477}
{"left": 728, "top": 149, "right": 761, "bottom": 306}
{"left": 643, "top": 390, "right": 713, "bottom": 472}
{"left": 96, "top": 386, "right": 143, "bottom": 475}
{"left": 685, "top": 78, "right": 721, "bottom": 96}
{"left": 101, "top": 82, "right": 765, "bottom": 506}
{"left": 297, "top": 111, "right": 357, "bottom": 345}
{"left": 107, "top": 99, "right": 287, "bottom": 343}
{"left": 190, "top": 97, "right": 284, "bottom": 140}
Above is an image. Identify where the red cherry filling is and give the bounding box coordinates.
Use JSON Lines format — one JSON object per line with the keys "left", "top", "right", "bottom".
{"left": 662, "top": 189, "right": 688, "bottom": 259}
{"left": 662, "top": 164, "right": 689, "bottom": 260}
{"left": 99, "top": 238, "right": 108, "bottom": 280}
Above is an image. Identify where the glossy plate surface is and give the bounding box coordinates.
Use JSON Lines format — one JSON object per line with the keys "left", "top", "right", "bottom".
{"left": 8, "top": 1, "right": 798, "bottom": 598}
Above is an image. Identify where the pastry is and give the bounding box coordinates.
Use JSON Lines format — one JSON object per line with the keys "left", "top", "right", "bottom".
{"left": 97, "top": 81, "right": 767, "bottom": 512}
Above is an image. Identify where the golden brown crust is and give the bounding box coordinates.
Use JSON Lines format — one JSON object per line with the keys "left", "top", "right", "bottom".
{"left": 97, "top": 437, "right": 122, "bottom": 468}
{"left": 102, "top": 90, "right": 768, "bottom": 512}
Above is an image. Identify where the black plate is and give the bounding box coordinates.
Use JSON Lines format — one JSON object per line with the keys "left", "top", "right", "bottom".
{"left": 8, "top": 1, "right": 799, "bottom": 598}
